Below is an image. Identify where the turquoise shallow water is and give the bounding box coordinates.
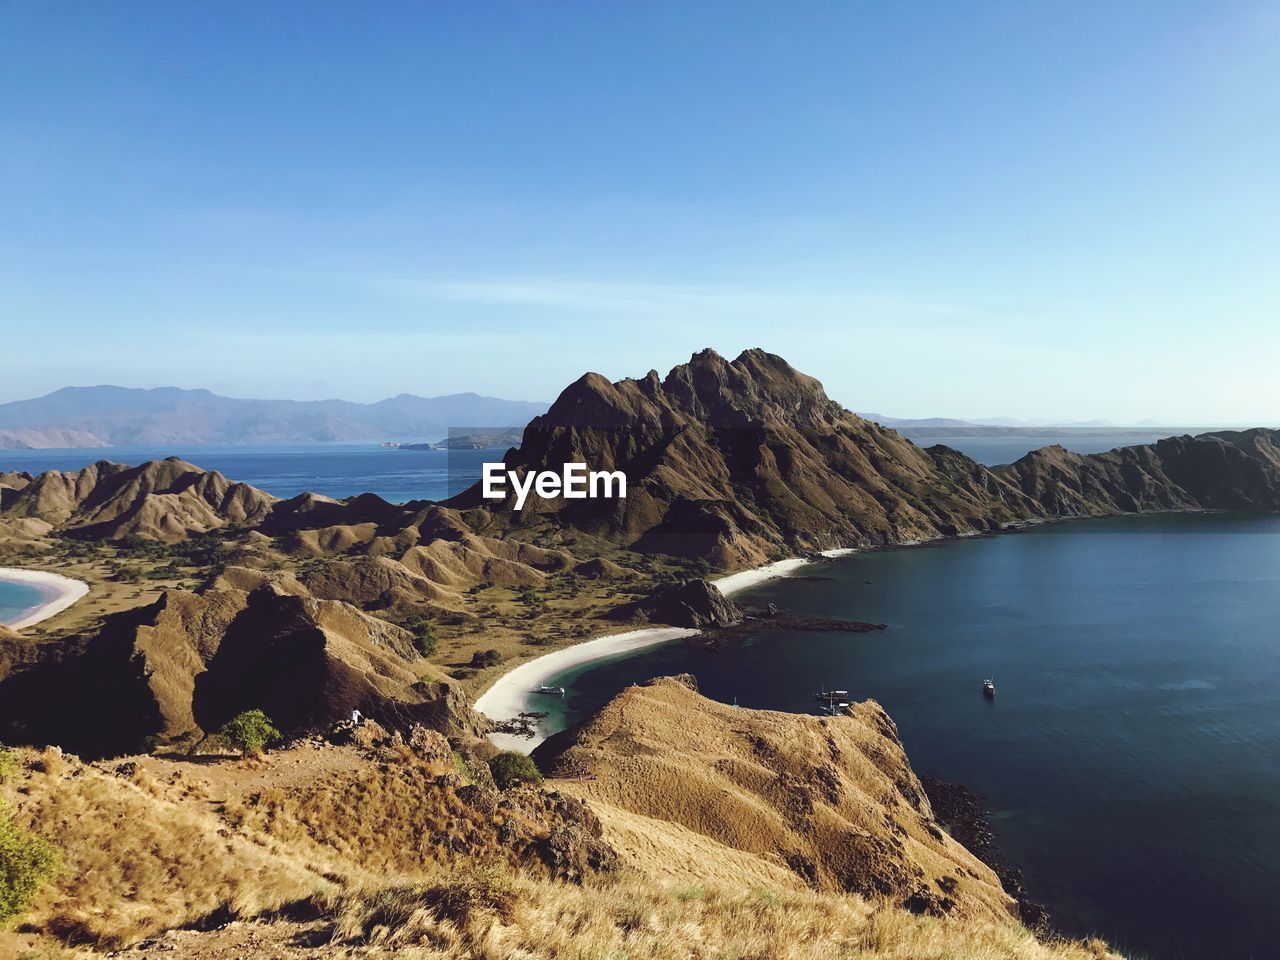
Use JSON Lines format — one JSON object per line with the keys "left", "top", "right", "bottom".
{"left": 546, "top": 514, "right": 1280, "bottom": 960}
{"left": 0, "top": 578, "right": 49, "bottom": 626}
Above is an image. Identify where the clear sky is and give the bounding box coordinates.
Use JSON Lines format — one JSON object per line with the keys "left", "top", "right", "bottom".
{"left": 2, "top": 1, "right": 1277, "bottom": 423}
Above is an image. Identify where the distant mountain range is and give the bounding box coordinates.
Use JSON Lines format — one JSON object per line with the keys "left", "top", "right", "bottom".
{"left": 0, "top": 386, "right": 549, "bottom": 448}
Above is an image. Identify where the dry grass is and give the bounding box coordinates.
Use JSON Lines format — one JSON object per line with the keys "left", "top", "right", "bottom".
{"left": 319, "top": 873, "right": 1122, "bottom": 960}
{"left": 7, "top": 748, "right": 341, "bottom": 947}
{"left": 1, "top": 739, "right": 1127, "bottom": 959}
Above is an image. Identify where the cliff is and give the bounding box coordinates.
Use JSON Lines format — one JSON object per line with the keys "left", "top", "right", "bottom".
{"left": 535, "top": 675, "right": 1016, "bottom": 921}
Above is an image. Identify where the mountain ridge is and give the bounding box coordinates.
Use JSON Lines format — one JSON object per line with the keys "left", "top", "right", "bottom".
{"left": 0, "top": 385, "right": 549, "bottom": 445}
{"left": 449, "top": 348, "right": 1280, "bottom": 567}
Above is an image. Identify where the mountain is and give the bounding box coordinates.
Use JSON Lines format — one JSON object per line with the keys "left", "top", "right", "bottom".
{"left": 0, "top": 457, "right": 277, "bottom": 541}
{"left": 7, "top": 352, "right": 1280, "bottom": 570}
{"left": 454, "top": 349, "right": 1280, "bottom": 568}
{"left": 0, "top": 385, "right": 548, "bottom": 445}
{"left": 451, "top": 348, "right": 1039, "bottom": 567}
{"left": 0, "top": 582, "right": 478, "bottom": 757}
{"left": 0, "top": 428, "right": 109, "bottom": 449}
{"left": 999, "top": 430, "right": 1280, "bottom": 515}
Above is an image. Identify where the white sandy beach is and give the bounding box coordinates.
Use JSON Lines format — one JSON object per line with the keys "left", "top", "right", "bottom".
{"left": 475, "top": 625, "right": 700, "bottom": 752}
{"left": 711, "top": 548, "right": 854, "bottom": 597}
{"left": 476, "top": 548, "right": 858, "bottom": 752}
{"left": 0, "top": 567, "right": 90, "bottom": 630}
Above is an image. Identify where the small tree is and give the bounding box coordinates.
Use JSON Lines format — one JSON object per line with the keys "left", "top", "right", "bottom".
{"left": 487, "top": 751, "right": 542, "bottom": 789}
{"left": 218, "top": 709, "right": 281, "bottom": 757}
{"left": 0, "top": 803, "right": 57, "bottom": 927}
{"left": 404, "top": 618, "right": 438, "bottom": 658}
{"left": 469, "top": 649, "right": 503, "bottom": 669}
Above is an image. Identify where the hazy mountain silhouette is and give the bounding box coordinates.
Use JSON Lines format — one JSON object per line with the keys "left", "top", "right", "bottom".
{"left": 0, "top": 385, "right": 548, "bottom": 445}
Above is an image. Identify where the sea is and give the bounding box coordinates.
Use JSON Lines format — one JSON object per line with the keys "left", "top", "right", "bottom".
{"left": 541, "top": 513, "right": 1280, "bottom": 960}
{"left": 0, "top": 443, "right": 494, "bottom": 503}
{"left": 4, "top": 435, "right": 1278, "bottom": 957}
{"left": 0, "top": 579, "right": 47, "bottom": 626}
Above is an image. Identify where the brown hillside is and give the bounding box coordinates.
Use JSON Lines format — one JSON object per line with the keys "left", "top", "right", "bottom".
{"left": 0, "top": 457, "right": 277, "bottom": 540}
{"left": 0, "top": 738, "right": 1120, "bottom": 960}
{"left": 536, "top": 676, "right": 1015, "bottom": 922}
{"left": 0, "top": 583, "right": 479, "bottom": 757}
{"left": 450, "top": 349, "right": 1043, "bottom": 567}
{"left": 997, "top": 429, "right": 1280, "bottom": 515}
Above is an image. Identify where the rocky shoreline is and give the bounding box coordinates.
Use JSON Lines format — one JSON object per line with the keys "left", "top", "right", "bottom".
{"left": 918, "top": 774, "right": 1054, "bottom": 935}
{"left": 701, "top": 609, "right": 887, "bottom": 647}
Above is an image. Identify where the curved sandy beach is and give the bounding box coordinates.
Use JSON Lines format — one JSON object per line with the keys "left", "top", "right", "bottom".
{"left": 475, "top": 626, "right": 700, "bottom": 752}
{"left": 476, "top": 548, "right": 857, "bottom": 752}
{"left": 0, "top": 567, "right": 90, "bottom": 630}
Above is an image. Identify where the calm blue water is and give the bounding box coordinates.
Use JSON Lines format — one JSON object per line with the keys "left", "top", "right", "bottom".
{"left": 0, "top": 579, "right": 49, "bottom": 626}
{"left": 0, "top": 444, "right": 493, "bottom": 503}
{"left": 546, "top": 514, "right": 1280, "bottom": 960}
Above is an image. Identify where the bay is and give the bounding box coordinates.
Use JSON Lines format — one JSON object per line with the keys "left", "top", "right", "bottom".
{"left": 545, "top": 514, "right": 1280, "bottom": 959}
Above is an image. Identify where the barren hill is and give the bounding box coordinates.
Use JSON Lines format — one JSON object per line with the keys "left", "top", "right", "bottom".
{"left": 0, "top": 457, "right": 277, "bottom": 540}
{"left": 450, "top": 348, "right": 1041, "bottom": 567}
{"left": 0, "top": 733, "right": 1118, "bottom": 960}
{"left": 536, "top": 675, "right": 1014, "bottom": 921}
{"left": 0, "top": 582, "right": 479, "bottom": 757}
{"left": 997, "top": 428, "right": 1280, "bottom": 515}
{"left": 450, "top": 349, "right": 1280, "bottom": 568}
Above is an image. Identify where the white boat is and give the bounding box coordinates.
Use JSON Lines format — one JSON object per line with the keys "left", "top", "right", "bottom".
{"left": 982, "top": 678, "right": 996, "bottom": 698}
{"left": 814, "top": 688, "right": 850, "bottom": 702}
{"left": 535, "top": 684, "right": 566, "bottom": 696}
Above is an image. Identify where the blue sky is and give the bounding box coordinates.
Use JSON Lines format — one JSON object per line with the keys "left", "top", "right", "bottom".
{"left": 2, "top": 1, "right": 1277, "bottom": 422}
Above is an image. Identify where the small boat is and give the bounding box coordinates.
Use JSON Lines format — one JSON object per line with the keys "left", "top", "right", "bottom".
{"left": 813, "top": 688, "right": 850, "bottom": 702}
{"left": 535, "top": 684, "right": 566, "bottom": 696}
{"left": 982, "top": 678, "right": 996, "bottom": 699}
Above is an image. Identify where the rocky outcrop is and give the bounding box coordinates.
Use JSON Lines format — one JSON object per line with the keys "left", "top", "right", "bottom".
{"left": 608, "top": 578, "right": 741, "bottom": 627}
{"left": 0, "top": 584, "right": 483, "bottom": 757}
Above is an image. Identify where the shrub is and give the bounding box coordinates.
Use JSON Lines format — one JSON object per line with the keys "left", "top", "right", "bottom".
{"left": 404, "top": 618, "right": 438, "bottom": 658}
{"left": 0, "top": 803, "right": 57, "bottom": 927}
{"left": 469, "top": 649, "right": 503, "bottom": 669}
{"left": 217, "top": 709, "right": 282, "bottom": 757}
{"left": 0, "top": 748, "right": 13, "bottom": 784}
{"left": 487, "top": 751, "right": 542, "bottom": 789}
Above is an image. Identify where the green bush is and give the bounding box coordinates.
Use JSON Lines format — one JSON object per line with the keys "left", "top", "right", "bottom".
{"left": 0, "top": 748, "right": 14, "bottom": 784}
{"left": 0, "top": 803, "right": 57, "bottom": 927}
{"left": 487, "top": 751, "right": 542, "bottom": 789}
{"left": 217, "top": 709, "right": 282, "bottom": 757}
{"left": 469, "top": 649, "right": 503, "bottom": 669}
{"left": 404, "top": 618, "right": 438, "bottom": 658}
